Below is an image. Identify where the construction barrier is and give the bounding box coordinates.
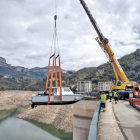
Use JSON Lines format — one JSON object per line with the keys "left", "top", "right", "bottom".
{"left": 88, "top": 100, "right": 101, "bottom": 140}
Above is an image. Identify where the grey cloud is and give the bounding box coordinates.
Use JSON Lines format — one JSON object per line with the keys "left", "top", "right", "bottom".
{"left": 0, "top": 0, "right": 139, "bottom": 70}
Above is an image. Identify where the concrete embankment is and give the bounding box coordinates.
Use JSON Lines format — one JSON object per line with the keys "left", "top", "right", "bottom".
{"left": 97, "top": 100, "right": 125, "bottom": 140}
{"left": 73, "top": 100, "right": 98, "bottom": 140}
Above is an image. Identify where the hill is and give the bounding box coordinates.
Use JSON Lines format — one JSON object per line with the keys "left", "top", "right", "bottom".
{"left": 0, "top": 76, "right": 37, "bottom": 90}
{"left": 26, "top": 49, "right": 140, "bottom": 91}
{"left": 0, "top": 58, "right": 67, "bottom": 79}
{"left": 67, "top": 49, "right": 140, "bottom": 85}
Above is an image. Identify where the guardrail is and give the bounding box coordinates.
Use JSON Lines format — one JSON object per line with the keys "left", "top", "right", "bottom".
{"left": 74, "top": 92, "right": 100, "bottom": 98}
{"left": 88, "top": 100, "right": 101, "bottom": 140}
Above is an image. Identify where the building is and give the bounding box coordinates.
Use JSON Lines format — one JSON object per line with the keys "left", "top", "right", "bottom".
{"left": 3, "top": 75, "right": 11, "bottom": 78}
{"left": 98, "top": 81, "right": 113, "bottom": 91}
{"left": 77, "top": 81, "right": 92, "bottom": 92}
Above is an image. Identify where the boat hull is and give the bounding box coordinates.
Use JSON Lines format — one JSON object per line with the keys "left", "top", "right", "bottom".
{"left": 30, "top": 95, "right": 84, "bottom": 106}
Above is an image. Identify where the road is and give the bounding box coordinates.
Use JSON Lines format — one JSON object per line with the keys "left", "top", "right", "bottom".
{"left": 113, "top": 100, "right": 140, "bottom": 140}
{"left": 97, "top": 100, "right": 124, "bottom": 140}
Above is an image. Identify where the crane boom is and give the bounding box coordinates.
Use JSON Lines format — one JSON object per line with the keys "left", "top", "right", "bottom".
{"left": 79, "top": 0, "right": 103, "bottom": 40}
{"left": 79, "top": 0, "right": 135, "bottom": 90}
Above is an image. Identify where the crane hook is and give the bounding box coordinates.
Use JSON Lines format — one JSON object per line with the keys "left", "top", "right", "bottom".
{"left": 54, "top": 15, "right": 57, "bottom": 27}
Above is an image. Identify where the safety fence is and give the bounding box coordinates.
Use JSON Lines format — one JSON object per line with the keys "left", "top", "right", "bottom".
{"left": 74, "top": 92, "right": 100, "bottom": 98}
{"left": 88, "top": 100, "right": 101, "bottom": 140}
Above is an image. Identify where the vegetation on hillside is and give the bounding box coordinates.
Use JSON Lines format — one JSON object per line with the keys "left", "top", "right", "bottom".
{"left": 0, "top": 76, "right": 37, "bottom": 90}
{"left": 0, "top": 49, "right": 139, "bottom": 91}
{"left": 25, "top": 49, "right": 140, "bottom": 91}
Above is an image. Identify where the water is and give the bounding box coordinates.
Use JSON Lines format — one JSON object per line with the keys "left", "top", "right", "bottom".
{"left": 0, "top": 110, "right": 72, "bottom": 140}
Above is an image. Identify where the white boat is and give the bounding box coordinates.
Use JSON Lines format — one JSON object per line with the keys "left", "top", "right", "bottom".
{"left": 28, "top": 87, "right": 85, "bottom": 108}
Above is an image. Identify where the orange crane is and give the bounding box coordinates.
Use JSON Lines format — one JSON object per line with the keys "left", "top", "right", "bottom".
{"left": 79, "top": 0, "right": 137, "bottom": 91}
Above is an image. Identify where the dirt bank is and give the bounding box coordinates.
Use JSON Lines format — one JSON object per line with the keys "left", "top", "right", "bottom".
{"left": 0, "top": 90, "right": 73, "bottom": 132}
{"left": 17, "top": 105, "right": 73, "bottom": 132}
{"left": 0, "top": 91, "right": 97, "bottom": 133}
{"left": 0, "top": 90, "right": 37, "bottom": 111}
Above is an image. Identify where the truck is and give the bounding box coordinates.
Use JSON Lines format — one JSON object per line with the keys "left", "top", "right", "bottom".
{"left": 129, "top": 86, "right": 140, "bottom": 110}
{"left": 117, "top": 91, "right": 130, "bottom": 100}
{"left": 79, "top": 0, "right": 137, "bottom": 91}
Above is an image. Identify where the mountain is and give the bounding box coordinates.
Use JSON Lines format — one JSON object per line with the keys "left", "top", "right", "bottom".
{"left": 0, "top": 56, "right": 68, "bottom": 90}
{"left": 0, "top": 76, "right": 37, "bottom": 90}
{"left": 66, "top": 49, "right": 140, "bottom": 84}
{"left": 24, "top": 72, "right": 71, "bottom": 91}
{"left": 0, "top": 58, "right": 67, "bottom": 79}
{"left": 25, "top": 49, "right": 140, "bottom": 91}
{"left": 0, "top": 49, "right": 139, "bottom": 91}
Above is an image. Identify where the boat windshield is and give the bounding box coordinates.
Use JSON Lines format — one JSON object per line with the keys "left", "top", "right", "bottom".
{"left": 64, "top": 88, "right": 71, "bottom": 92}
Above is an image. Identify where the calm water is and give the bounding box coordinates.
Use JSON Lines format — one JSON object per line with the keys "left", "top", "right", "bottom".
{"left": 0, "top": 109, "right": 72, "bottom": 140}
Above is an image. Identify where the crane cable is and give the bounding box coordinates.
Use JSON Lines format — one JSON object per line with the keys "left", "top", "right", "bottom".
{"left": 48, "top": 0, "right": 63, "bottom": 104}
{"left": 49, "top": 0, "right": 59, "bottom": 57}
{"left": 54, "top": 0, "right": 62, "bottom": 103}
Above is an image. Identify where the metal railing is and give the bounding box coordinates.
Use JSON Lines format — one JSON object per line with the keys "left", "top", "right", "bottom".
{"left": 88, "top": 100, "right": 101, "bottom": 140}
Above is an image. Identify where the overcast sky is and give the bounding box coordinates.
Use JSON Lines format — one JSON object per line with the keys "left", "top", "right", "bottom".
{"left": 0, "top": 0, "right": 140, "bottom": 70}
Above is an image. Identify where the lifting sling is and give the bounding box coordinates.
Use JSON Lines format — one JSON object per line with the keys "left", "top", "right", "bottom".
{"left": 45, "top": 0, "right": 62, "bottom": 104}
{"left": 46, "top": 54, "right": 62, "bottom": 104}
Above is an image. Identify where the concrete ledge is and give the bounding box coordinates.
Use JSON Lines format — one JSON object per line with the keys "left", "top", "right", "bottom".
{"left": 88, "top": 100, "right": 101, "bottom": 140}
{"left": 97, "top": 100, "right": 125, "bottom": 140}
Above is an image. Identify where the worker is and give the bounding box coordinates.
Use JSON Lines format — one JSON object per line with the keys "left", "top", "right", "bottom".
{"left": 113, "top": 90, "right": 118, "bottom": 104}
{"left": 109, "top": 91, "right": 112, "bottom": 102}
{"left": 100, "top": 92, "right": 107, "bottom": 112}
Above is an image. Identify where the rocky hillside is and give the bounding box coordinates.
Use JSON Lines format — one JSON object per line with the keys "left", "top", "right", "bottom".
{"left": 0, "top": 49, "right": 139, "bottom": 90}
{"left": 24, "top": 72, "right": 71, "bottom": 91}
{"left": 67, "top": 49, "right": 140, "bottom": 84}
{"left": 0, "top": 76, "right": 37, "bottom": 90}
{"left": 0, "top": 57, "right": 67, "bottom": 79}
{"left": 26, "top": 49, "right": 140, "bottom": 91}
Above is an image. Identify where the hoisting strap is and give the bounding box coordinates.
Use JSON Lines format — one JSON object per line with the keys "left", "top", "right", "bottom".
{"left": 50, "top": 54, "right": 55, "bottom": 59}
{"left": 45, "top": 59, "right": 50, "bottom": 93}
{"left": 48, "top": 57, "right": 55, "bottom": 104}
{"left": 55, "top": 58, "right": 58, "bottom": 87}
{"left": 58, "top": 55, "right": 62, "bottom": 103}
{"left": 55, "top": 54, "right": 59, "bottom": 59}
{"left": 45, "top": 54, "right": 55, "bottom": 93}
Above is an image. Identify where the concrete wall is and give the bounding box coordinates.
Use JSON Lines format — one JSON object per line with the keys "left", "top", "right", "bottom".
{"left": 73, "top": 100, "right": 98, "bottom": 140}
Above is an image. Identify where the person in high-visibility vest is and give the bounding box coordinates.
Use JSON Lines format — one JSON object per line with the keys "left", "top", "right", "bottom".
{"left": 109, "top": 91, "right": 112, "bottom": 102}
{"left": 100, "top": 92, "right": 107, "bottom": 112}
{"left": 113, "top": 90, "right": 118, "bottom": 104}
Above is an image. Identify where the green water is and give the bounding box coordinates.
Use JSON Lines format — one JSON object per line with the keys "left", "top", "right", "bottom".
{"left": 0, "top": 109, "right": 72, "bottom": 140}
